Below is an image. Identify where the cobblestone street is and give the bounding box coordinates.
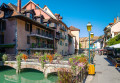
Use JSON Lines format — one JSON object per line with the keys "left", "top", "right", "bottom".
{"left": 86, "top": 55, "right": 120, "bottom": 83}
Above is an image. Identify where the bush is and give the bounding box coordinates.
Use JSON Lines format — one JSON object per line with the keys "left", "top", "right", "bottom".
{"left": 2, "top": 54, "right": 8, "bottom": 62}
{"left": 58, "top": 69, "right": 73, "bottom": 83}
{"left": 107, "top": 34, "right": 120, "bottom": 46}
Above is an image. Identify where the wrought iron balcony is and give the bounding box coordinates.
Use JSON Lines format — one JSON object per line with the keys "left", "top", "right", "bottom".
{"left": 29, "top": 32, "right": 53, "bottom": 40}
{"left": 60, "top": 26, "right": 66, "bottom": 31}
{"left": 30, "top": 43, "right": 53, "bottom": 50}
{"left": 60, "top": 35, "right": 65, "bottom": 40}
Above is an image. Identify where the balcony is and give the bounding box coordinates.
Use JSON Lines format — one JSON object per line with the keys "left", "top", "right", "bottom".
{"left": 49, "top": 23, "right": 57, "bottom": 29}
{"left": 29, "top": 32, "right": 53, "bottom": 40}
{"left": 60, "top": 26, "right": 66, "bottom": 31}
{"left": 60, "top": 35, "right": 65, "bottom": 40}
{"left": 30, "top": 43, "right": 53, "bottom": 50}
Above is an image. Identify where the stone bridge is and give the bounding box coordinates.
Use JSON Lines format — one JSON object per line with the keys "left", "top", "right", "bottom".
{"left": 4, "top": 61, "right": 72, "bottom": 78}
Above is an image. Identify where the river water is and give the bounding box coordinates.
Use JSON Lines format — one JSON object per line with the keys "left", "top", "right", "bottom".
{"left": 0, "top": 66, "right": 58, "bottom": 83}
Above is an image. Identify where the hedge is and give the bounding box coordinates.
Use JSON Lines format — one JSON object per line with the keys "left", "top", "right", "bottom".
{"left": 107, "top": 34, "right": 120, "bottom": 46}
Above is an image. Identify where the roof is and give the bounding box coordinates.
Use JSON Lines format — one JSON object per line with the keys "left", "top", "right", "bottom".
{"left": 59, "top": 20, "right": 69, "bottom": 29}
{"left": 79, "top": 36, "right": 99, "bottom": 42}
{"left": 0, "top": 3, "right": 54, "bottom": 31}
{"left": 69, "top": 26, "right": 80, "bottom": 31}
{"left": 43, "top": 5, "right": 57, "bottom": 19}
{"left": 8, "top": 3, "right": 25, "bottom": 12}
{"left": 0, "top": 3, "right": 13, "bottom": 11}
{"left": 22, "top": 0, "right": 55, "bottom": 19}
{"left": 79, "top": 37, "right": 88, "bottom": 41}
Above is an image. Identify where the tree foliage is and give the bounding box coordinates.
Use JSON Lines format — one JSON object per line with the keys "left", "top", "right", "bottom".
{"left": 107, "top": 34, "right": 120, "bottom": 46}
{"left": 79, "top": 42, "right": 82, "bottom": 48}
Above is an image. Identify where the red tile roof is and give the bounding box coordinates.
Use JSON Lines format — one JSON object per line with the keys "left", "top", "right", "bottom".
{"left": 69, "top": 26, "right": 80, "bottom": 31}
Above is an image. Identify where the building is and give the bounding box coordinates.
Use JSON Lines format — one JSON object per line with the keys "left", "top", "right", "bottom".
{"left": 0, "top": 0, "right": 80, "bottom": 55}
{"left": 103, "top": 16, "right": 119, "bottom": 47}
{"left": 91, "top": 39, "right": 104, "bottom": 50}
{"left": 68, "top": 26, "right": 80, "bottom": 54}
{"left": 79, "top": 36, "right": 99, "bottom": 49}
{"left": 0, "top": 2, "right": 55, "bottom": 55}
{"left": 111, "top": 17, "right": 120, "bottom": 38}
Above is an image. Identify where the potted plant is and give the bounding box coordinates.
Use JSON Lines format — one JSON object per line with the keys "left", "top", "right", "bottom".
{"left": 32, "top": 43, "right": 35, "bottom": 48}
{"left": 38, "top": 43, "right": 41, "bottom": 48}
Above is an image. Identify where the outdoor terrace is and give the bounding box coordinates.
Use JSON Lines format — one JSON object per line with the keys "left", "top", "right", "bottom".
{"left": 28, "top": 32, "right": 53, "bottom": 40}
{"left": 30, "top": 43, "right": 53, "bottom": 50}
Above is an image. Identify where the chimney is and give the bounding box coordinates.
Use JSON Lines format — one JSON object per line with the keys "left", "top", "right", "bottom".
{"left": 55, "top": 13, "right": 60, "bottom": 19}
{"left": 114, "top": 18, "right": 116, "bottom": 23}
{"left": 117, "top": 16, "right": 119, "bottom": 22}
{"left": 17, "top": 0, "right": 21, "bottom": 13}
{"left": 37, "top": 4, "right": 39, "bottom": 6}
{"left": 59, "top": 16, "right": 63, "bottom": 21}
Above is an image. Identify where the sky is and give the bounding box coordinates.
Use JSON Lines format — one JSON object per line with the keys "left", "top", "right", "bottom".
{"left": 1, "top": 0, "right": 120, "bottom": 37}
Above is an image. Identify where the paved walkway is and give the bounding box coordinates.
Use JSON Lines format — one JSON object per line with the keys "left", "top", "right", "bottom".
{"left": 86, "top": 55, "right": 120, "bottom": 83}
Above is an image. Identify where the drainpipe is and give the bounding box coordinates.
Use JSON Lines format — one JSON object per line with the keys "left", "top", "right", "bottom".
{"left": 15, "top": 20, "right": 18, "bottom": 56}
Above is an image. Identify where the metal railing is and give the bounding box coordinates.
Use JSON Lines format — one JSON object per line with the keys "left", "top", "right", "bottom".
{"left": 60, "top": 35, "right": 65, "bottom": 40}
{"left": 30, "top": 32, "right": 53, "bottom": 39}
{"left": 31, "top": 43, "right": 53, "bottom": 48}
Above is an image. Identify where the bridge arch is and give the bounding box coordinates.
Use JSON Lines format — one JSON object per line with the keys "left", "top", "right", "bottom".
{"left": 4, "top": 64, "right": 17, "bottom": 70}
{"left": 20, "top": 64, "right": 44, "bottom": 73}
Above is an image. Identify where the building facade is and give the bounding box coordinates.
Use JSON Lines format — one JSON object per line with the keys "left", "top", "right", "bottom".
{"left": 0, "top": 0, "right": 80, "bottom": 55}
{"left": 79, "top": 36, "right": 99, "bottom": 49}
{"left": 103, "top": 17, "right": 120, "bottom": 47}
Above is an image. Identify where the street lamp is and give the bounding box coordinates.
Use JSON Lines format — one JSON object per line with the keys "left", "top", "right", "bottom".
{"left": 90, "top": 32, "right": 94, "bottom": 63}
{"left": 87, "top": 22, "right": 92, "bottom": 63}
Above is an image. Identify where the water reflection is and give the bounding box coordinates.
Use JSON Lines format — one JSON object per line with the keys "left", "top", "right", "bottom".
{"left": 0, "top": 66, "right": 58, "bottom": 83}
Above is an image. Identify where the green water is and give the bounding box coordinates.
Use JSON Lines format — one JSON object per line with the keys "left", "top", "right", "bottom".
{"left": 0, "top": 66, "right": 58, "bottom": 83}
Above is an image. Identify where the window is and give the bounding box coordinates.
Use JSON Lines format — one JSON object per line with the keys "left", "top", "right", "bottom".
{"left": 4, "top": 10, "right": 11, "bottom": 17}
{"left": 0, "top": 21, "right": 6, "bottom": 32}
{"left": 36, "top": 6, "right": 39, "bottom": 9}
{"left": 30, "top": 13, "right": 33, "bottom": 19}
{"left": 37, "top": 28, "right": 40, "bottom": 34}
{"left": 60, "top": 41, "right": 62, "bottom": 46}
{"left": 0, "top": 34, "right": 4, "bottom": 44}
{"left": 27, "top": 36, "right": 30, "bottom": 44}
{"left": 25, "top": 22, "right": 30, "bottom": 31}
{"left": 40, "top": 18, "right": 43, "bottom": 24}
{"left": 47, "top": 23, "right": 49, "bottom": 27}
{"left": 65, "top": 43, "right": 68, "bottom": 46}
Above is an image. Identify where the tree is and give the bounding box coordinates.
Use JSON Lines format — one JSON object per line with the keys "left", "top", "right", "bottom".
{"left": 107, "top": 34, "right": 120, "bottom": 46}
{"left": 79, "top": 42, "right": 82, "bottom": 48}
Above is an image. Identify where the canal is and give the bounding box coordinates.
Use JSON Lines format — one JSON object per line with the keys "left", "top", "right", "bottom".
{"left": 0, "top": 66, "right": 58, "bottom": 83}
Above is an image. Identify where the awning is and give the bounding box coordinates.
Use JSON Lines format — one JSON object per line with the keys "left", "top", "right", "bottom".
{"left": 109, "top": 43, "right": 120, "bottom": 48}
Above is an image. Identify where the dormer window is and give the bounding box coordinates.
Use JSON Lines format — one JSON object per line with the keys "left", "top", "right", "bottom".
{"left": 40, "top": 18, "right": 43, "bottom": 24}
{"left": 30, "top": 13, "right": 33, "bottom": 19}
{"left": 47, "top": 23, "right": 49, "bottom": 27}
{"left": 36, "top": 6, "right": 39, "bottom": 9}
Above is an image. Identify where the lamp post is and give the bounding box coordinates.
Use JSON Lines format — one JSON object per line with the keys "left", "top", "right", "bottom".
{"left": 90, "top": 32, "right": 94, "bottom": 63}
{"left": 87, "top": 22, "right": 92, "bottom": 64}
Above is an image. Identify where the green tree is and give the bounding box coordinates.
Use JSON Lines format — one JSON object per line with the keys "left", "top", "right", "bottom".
{"left": 79, "top": 42, "right": 82, "bottom": 48}
{"left": 107, "top": 34, "right": 120, "bottom": 46}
